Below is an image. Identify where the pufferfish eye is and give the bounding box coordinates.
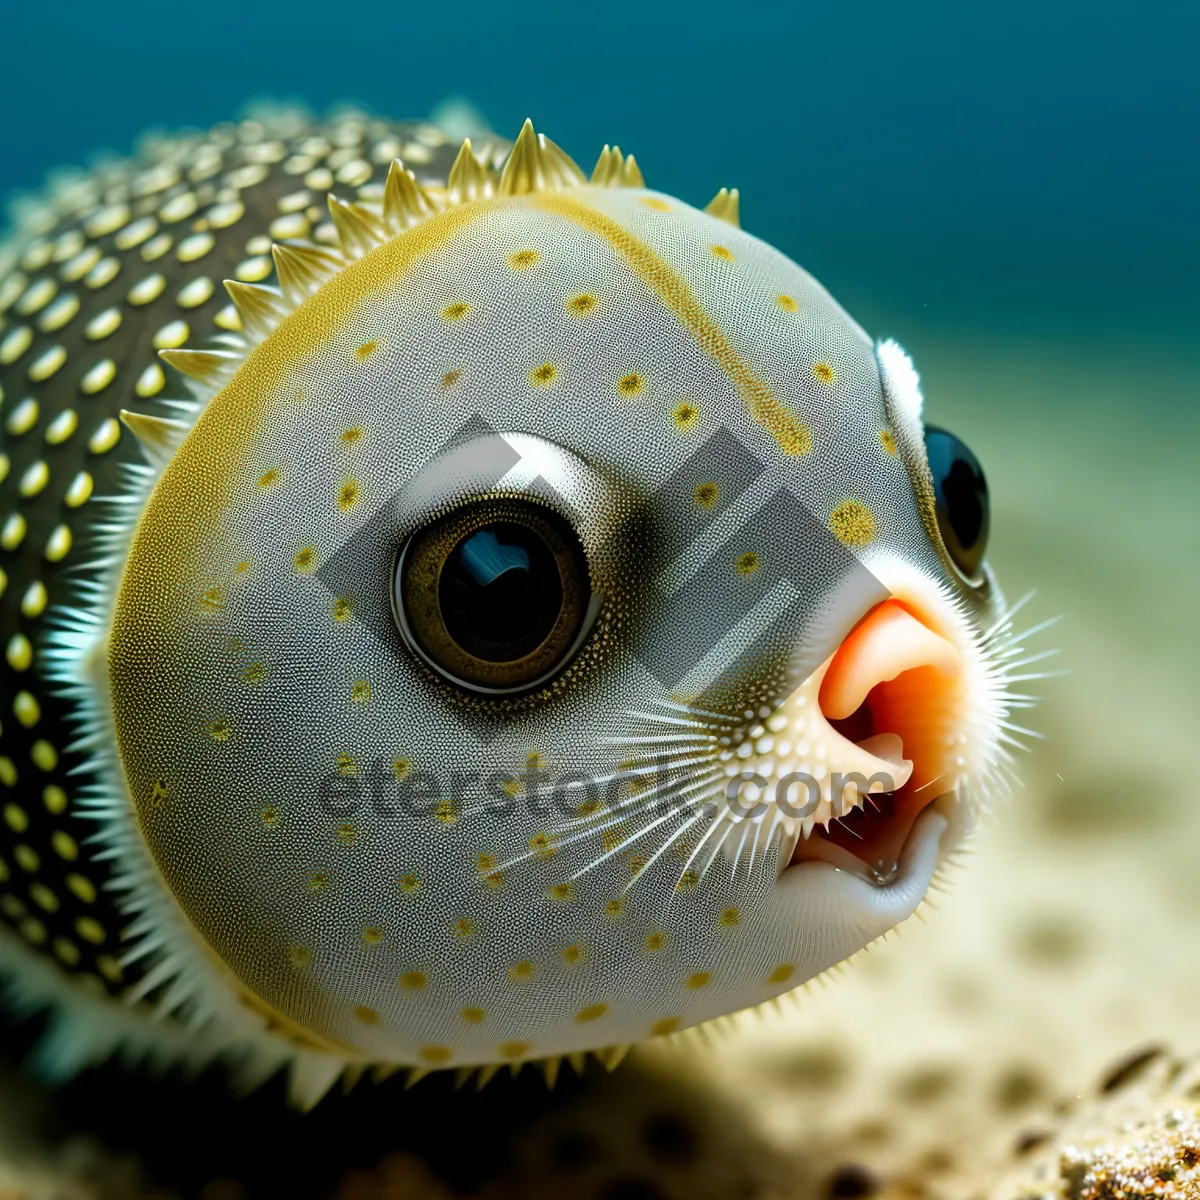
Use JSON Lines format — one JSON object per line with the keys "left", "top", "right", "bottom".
{"left": 394, "top": 501, "right": 593, "bottom": 693}
{"left": 924, "top": 425, "right": 990, "bottom": 581}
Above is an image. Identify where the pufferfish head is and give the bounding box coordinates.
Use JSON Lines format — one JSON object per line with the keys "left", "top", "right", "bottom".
{"left": 101, "top": 122, "right": 1027, "bottom": 1079}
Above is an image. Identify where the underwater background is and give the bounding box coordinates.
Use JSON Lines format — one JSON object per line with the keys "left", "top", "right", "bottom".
{"left": 1, "top": 1, "right": 1199, "bottom": 1197}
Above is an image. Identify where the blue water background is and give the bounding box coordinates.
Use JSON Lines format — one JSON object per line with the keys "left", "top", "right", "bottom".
{"left": 2, "top": 0, "right": 1196, "bottom": 352}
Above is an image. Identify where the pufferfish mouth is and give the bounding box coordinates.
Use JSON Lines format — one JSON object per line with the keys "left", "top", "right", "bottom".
{"left": 723, "top": 576, "right": 976, "bottom": 887}
{"left": 794, "top": 596, "right": 964, "bottom": 875}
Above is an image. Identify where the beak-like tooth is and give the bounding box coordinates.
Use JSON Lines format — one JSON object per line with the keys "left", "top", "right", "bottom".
{"left": 854, "top": 733, "right": 912, "bottom": 780}
{"left": 820, "top": 601, "right": 961, "bottom": 721}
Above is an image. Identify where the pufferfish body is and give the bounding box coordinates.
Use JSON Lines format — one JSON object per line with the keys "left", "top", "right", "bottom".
{"left": 0, "top": 108, "right": 1034, "bottom": 1104}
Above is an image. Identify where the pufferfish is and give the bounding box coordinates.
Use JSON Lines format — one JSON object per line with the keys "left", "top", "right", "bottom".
{"left": 0, "top": 107, "right": 1041, "bottom": 1105}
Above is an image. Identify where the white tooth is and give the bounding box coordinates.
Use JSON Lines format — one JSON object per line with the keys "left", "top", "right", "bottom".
{"left": 856, "top": 732, "right": 908, "bottom": 769}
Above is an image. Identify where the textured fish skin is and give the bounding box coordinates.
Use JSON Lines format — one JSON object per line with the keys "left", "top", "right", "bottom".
{"left": 0, "top": 107, "right": 1027, "bottom": 1103}
{"left": 0, "top": 112, "right": 468, "bottom": 1008}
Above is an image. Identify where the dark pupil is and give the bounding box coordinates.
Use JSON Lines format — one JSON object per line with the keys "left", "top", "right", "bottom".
{"left": 439, "top": 523, "right": 563, "bottom": 663}
{"left": 924, "top": 426, "right": 989, "bottom": 572}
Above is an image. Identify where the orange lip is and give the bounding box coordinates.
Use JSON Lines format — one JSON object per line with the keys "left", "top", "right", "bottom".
{"left": 796, "top": 599, "right": 964, "bottom": 873}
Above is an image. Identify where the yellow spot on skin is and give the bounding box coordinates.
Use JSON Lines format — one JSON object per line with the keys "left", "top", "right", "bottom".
{"left": 529, "top": 362, "right": 557, "bottom": 387}
{"left": 641, "top": 197, "right": 672, "bottom": 213}
{"left": 64, "top": 471, "right": 93, "bottom": 508}
{"left": 44, "top": 409, "right": 78, "bottom": 445}
{"left": 618, "top": 372, "right": 645, "bottom": 398}
{"left": 508, "top": 960, "right": 537, "bottom": 982}
{"left": 4, "top": 805, "right": 28, "bottom": 833}
{"left": 257, "top": 468, "right": 279, "bottom": 489}
{"left": 208, "top": 717, "right": 232, "bottom": 742}
{"left": 53, "top": 937, "right": 79, "bottom": 966}
{"left": 43, "top": 785, "right": 68, "bottom": 815}
{"left": 777, "top": 418, "right": 813, "bottom": 456}
{"left": 66, "top": 875, "right": 95, "bottom": 904}
{"left": 829, "top": 499, "right": 877, "bottom": 549}
{"left": 354, "top": 1005, "right": 378, "bottom": 1025}
{"left": 362, "top": 925, "right": 383, "bottom": 946}
{"left": 671, "top": 400, "right": 700, "bottom": 431}
{"left": 880, "top": 429, "right": 897, "bottom": 457}
{"left": 294, "top": 546, "right": 317, "bottom": 572}
{"left": 548, "top": 882, "right": 574, "bottom": 902}
{"left": 710, "top": 244, "right": 735, "bottom": 262}
{"left": 776, "top": 294, "right": 798, "bottom": 313}
{"left": 290, "top": 945, "right": 312, "bottom": 968}
{"left": 242, "top": 661, "right": 266, "bottom": 684}
{"left": 32, "top": 741, "right": 58, "bottom": 772}
{"left": 6, "top": 635, "right": 32, "bottom": 672}
{"left": 498, "top": 1041, "right": 531, "bottom": 1060}
{"left": 392, "top": 758, "right": 412, "bottom": 782}
{"left": 441, "top": 369, "right": 461, "bottom": 389}
{"left": 651, "top": 1016, "right": 682, "bottom": 1037}
{"left": 567, "top": 292, "right": 597, "bottom": 316}
{"left": 332, "top": 596, "right": 353, "bottom": 623}
{"left": 693, "top": 481, "right": 719, "bottom": 509}
{"left": 340, "top": 426, "right": 362, "bottom": 445}
{"left": 735, "top": 551, "right": 759, "bottom": 576}
{"left": 440, "top": 302, "right": 470, "bottom": 322}
{"left": 686, "top": 971, "right": 712, "bottom": 990}
{"left": 260, "top": 805, "right": 280, "bottom": 829}
{"left": 337, "top": 478, "right": 360, "bottom": 511}
{"left": 528, "top": 831, "right": 557, "bottom": 861}
{"left": 335, "top": 822, "right": 359, "bottom": 846}
{"left": 718, "top": 907, "right": 741, "bottom": 927}
{"left": 508, "top": 249, "right": 540, "bottom": 269}
{"left": 13, "top": 692, "right": 40, "bottom": 729}
{"left": 604, "top": 898, "right": 624, "bottom": 919}
{"left": 420, "top": 1045, "right": 453, "bottom": 1064}
{"left": 433, "top": 800, "right": 458, "bottom": 825}
{"left": 351, "top": 679, "right": 371, "bottom": 704}
{"left": 460, "top": 1007, "right": 486, "bottom": 1024}
{"left": 644, "top": 930, "right": 667, "bottom": 952}
{"left": 21, "top": 581, "right": 48, "bottom": 619}
{"left": 484, "top": 871, "right": 504, "bottom": 890}
{"left": 307, "top": 871, "right": 330, "bottom": 893}
{"left": 75, "top": 917, "right": 105, "bottom": 945}
{"left": 355, "top": 340, "right": 377, "bottom": 360}
{"left": 21, "top": 918, "right": 47, "bottom": 945}
{"left": 676, "top": 869, "right": 699, "bottom": 893}
{"left": 87, "top": 418, "right": 121, "bottom": 454}
{"left": 398, "top": 872, "right": 421, "bottom": 893}
{"left": 768, "top": 962, "right": 796, "bottom": 984}
{"left": 452, "top": 916, "right": 477, "bottom": 940}
{"left": 96, "top": 955, "right": 123, "bottom": 983}
{"left": 813, "top": 361, "right": 836, "bottom": 384}
{"left": 399, "top": 969, "right": 427, "bottom": 990}
{"left": 575, "top": 1003, "right": 608, "bottom": 1023}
